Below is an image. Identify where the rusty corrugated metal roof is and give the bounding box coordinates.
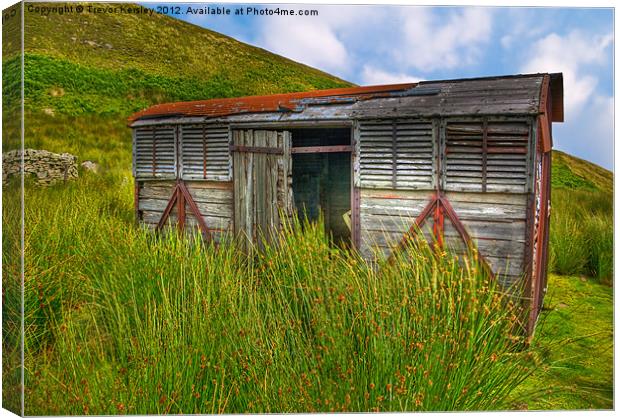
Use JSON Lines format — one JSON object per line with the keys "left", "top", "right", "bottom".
{"left": 128, "top": 73, "right": 564, "bottom": 123}
{"left": 128, "top": 83, "right": 418, "bottom": 122}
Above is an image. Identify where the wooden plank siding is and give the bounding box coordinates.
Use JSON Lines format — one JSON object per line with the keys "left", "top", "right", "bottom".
{"left": 138, "top": 180, "right": 234, "bottom": 242}
{"left": 232, "top": 129, "right": 293, "bottom": 249}
{"left": 359, "top": 188, "right": 528, "bottom": 287}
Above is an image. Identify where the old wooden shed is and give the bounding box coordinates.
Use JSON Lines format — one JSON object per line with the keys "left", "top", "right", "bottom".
{"left": 128, "top": 73, "right": 563, "bottom": 333}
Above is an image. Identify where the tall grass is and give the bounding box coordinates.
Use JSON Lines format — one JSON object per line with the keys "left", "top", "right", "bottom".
{"left": 2, "top": 178, "right": 22, "bottom": 414}
{"left": 549, "top": 188, "right": 613, "bottom": 283}
{"left": 14, "top": 175, "right": 534, "bottom": 414}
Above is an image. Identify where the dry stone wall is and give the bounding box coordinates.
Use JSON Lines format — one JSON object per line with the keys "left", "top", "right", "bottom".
{"left": 3, "top": 149, "right": 78, "bottom": 185}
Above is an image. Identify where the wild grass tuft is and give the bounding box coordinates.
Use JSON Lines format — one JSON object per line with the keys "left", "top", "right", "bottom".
{"left": 549, "top": 188, "right": 613, "bottom": 283}
{"left": 11, "top": 175, "right": 535, "bottom": 414}
{"left": 2, "top": 177, "right": 23, "bottom": 414}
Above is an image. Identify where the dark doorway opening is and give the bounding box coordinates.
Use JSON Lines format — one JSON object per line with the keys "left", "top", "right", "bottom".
{"left": 291, "top": 128, "right": 352, "bottom": 245}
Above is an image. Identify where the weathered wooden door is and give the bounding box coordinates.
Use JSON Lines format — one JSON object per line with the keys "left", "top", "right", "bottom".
{"left": 231, "top": 129, "right": 293, "bottom": 249}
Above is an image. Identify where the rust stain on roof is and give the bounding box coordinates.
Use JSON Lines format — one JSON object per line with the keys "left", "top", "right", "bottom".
{"left": 128, "top": 83, "right": 418, "bottom": 122}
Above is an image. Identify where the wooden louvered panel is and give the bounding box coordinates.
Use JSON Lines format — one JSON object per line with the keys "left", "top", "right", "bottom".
{"left": 359, "top": 119, "right": 434, "bottom": 190}
{"left": 444, "top": 120, "right": 530, "bottom": 193}
{"left": 134, "top": 126, "right": 176, "bottom": 179}
{"left": 485, "top": 121, "right": 529, "bottom": 192}
{"left": 359, "top": 121, "right": 393, "bottom": 188}
{"left": 444, "top": 122, "right": 483, "bottom": 191}
{"left": 180, "top": 125, "right": 231, "bottom": 181}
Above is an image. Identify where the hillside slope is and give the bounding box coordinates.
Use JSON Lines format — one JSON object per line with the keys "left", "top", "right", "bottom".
{"left": 3, "top": 2, "right": 352, "bottom": 119}
{"left": 2, "top": 2, "right": 353, "bottom": 161}
{"left": 23, "top": 3, "right": 351, "bottom": 88}
{"left": 552, "top": 150, "right": 613, "bottom": 192}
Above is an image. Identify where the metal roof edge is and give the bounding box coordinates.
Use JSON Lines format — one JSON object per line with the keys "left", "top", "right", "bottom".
{"left": 416, "top": 72, "right": 548, "bottom": 86}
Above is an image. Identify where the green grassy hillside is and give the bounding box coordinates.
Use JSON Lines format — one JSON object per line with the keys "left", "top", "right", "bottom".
{"left": 511, "top": 149, "right": 613, "bottom": 410}
{"left": 22, "top": 3, "right": 349, "bottom": 89}
{"left": 549, "top": 150, "right": 613, "bottom": 282}
{"left": 552, "top": 149, "right": 612, "bottom": 192}
{"left": 2, "top": 2, "right": 352, "bottom": 151}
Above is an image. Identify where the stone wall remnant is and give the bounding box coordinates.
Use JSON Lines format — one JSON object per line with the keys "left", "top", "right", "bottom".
{"left": 2, "top": 149, "right": 79, "bottom": 185}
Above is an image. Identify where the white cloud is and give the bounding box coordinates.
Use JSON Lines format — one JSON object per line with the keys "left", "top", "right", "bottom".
{"left": 500, "top": 35, "right": 513, "bottom": 49}
{"left": 397, "top": 7, "right": 493, "bottom": 71}
{"left": 253, "top": 5, "right": 381, "bottom": 77}
{"left": 257, "top": 19, "right": 349, "bottom": 74}
{"left": 588, "top": 95, "right": 614, "bottom": 169}
{"left": 252, "top": 6, "right": 494, "bottom": 79}
{"left": 498, "top": 8, "right": 549, "bottom": 51}
{"left": 521, "top": 30, "right": 613, "bottom": 170}
{"left": 521, "top": 30, "right": 613, "bottom": 117}
{"left": 361, "top": 65, "right": 423, "bottom": 85}
{"left": 554, "top": 94, "right": 613, "bottom": 170}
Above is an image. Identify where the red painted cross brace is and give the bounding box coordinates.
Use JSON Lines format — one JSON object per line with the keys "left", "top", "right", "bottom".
{"left": 156, "top": 180, "right": 214, "bottom": 242}
{"left": 391, "top": 191, "right": 494, "bottom": 279}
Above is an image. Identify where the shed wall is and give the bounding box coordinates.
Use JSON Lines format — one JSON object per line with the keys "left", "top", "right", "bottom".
{"left": 132, "top": 115, "right": 537, "bottom": 289}
{"left": 358, "top": 188, "right": 527, "bottom": 287}
{"left": 130, "top": 73, "right": 560, "bottom": 336}
{"left": 137, "top": 180, "right": 234, "bottom": 242}
{"left": 355, "top": 115, "right": 536, "bottom": 289}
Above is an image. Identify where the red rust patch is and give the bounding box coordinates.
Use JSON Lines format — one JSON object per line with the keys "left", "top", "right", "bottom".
{"left": 128, "top": 83, "right": 417, "bottom": 123}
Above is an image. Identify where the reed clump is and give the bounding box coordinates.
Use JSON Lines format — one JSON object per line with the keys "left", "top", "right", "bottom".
{"left": 549, "top": 188, "right": 613, "bottom": 283}
{"left": 8, "top": 176, "right": 533, "bottom": 414}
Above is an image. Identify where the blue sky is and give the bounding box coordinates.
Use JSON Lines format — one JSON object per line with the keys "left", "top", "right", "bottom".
{"left": 149, "top": 4, "right": 614, "bottom": 170}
